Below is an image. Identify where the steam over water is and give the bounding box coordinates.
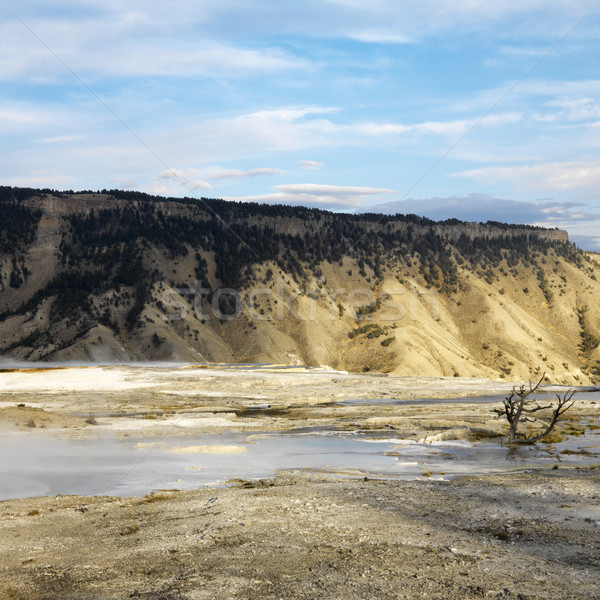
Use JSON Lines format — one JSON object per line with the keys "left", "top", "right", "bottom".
{"left": 3, "top": 426, "right": 600, "bottom": 501}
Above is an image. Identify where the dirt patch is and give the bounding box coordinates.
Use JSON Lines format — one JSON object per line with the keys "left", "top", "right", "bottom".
{"left": 0, "top": 406, "right": 88, "bottom": 431}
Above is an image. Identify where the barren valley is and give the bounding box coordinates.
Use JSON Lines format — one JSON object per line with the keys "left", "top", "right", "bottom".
{"left": 1, "top": 365, "right": 599, "bottom": 599}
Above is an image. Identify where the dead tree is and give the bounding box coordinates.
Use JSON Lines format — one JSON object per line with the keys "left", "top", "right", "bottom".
{"left": 494, "top": 374, "right": 577, "bottom": 443}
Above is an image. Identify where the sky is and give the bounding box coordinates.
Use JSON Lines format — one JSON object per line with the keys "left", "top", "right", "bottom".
{"left": 2, "top": 1, "right": 600, "bottom": 250}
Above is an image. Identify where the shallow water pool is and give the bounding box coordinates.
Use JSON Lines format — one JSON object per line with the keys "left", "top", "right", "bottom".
{"left": 2, "top": 427, "right": 599, "bottom": 500}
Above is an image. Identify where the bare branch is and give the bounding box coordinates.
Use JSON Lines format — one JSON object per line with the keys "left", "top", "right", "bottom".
{"left": 522, "top": 403, "right": 553, "bottom": 413}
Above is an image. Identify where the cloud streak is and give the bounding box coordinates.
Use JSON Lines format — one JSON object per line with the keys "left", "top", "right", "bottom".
{"left": 206, "top": 167, "right": 284, "bottom": 180}
{"left": 7, "top": 1, "right": 596, "bottom": 87}
{"left": 453, "top": 161, "right": 600, "bottom": 192}
{"left": 300, "top": 160, "right": 324, "bottom": 170}
{"left": 33, "top": 135, "right": 83, "bottom": 144}
{"left": 225, "top": 183, "right": 396, "bottom": 209}
{"left": 1, "top": 17, "right": 306, "bottom": 82}
{"left": 159, "top": 169, "right": 211, "bottom": 191}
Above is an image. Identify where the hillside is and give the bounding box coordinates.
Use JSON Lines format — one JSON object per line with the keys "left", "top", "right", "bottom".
{"left": 0, "top": 186, "right": 599, "bottom": 384}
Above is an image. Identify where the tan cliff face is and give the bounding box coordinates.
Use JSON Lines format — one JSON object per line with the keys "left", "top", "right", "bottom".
{"left": 0, "top": 190, "right": 598, "bottom": 384}
{"left": 23, "top": 193, "right": 569, "bottom": 243}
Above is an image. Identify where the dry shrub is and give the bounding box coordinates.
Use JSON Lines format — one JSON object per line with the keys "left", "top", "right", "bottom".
{"left": 120, "top": 524, "right": 140, "bottom": 536}
{"left": 135, "top": 492, "right": 173, "bottom": 505}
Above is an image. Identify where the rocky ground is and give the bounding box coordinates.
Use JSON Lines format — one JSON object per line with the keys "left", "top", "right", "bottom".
{"left": 1, "top": 470, "right": 599, "bottom": 600}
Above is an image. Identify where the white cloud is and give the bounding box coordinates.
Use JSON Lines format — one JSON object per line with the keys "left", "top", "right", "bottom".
{"left": 159, "top": 168, "right": 211, "bottom": 190}
{"left": 33, "top": 134, "right": 83, "bottom": 144}
{"left": 153, "top": 165, "right": 284, "bottom": 191}
{"left": 515, "top": 80, "right": 600, "bottom": 98}
{"left": 106, "top": 44, "right": 303, "bottom": 78}
{"left": 144, "top": 183, "right": 183, "bottom": 197}
{"left": 542, "top": 98, "right": 600, "bottom": 122}
{"left": 158, "top": 107, "right": 341, "bottom": 162}
{"left": 206, "top": 167, "right": 284, "bottom": 180}
{"left": 348, "top": 30, "right": 412, "bottom": 44}
{"left": 0, "top": 98, "right": 534, "bottom": 198}
{"left": 3, "top": 0, "right": 600, "bottom": 215}
{"left": 355, "top": 113, "right": 522, "bottom": 138}
{"left": 7, "top": 0, "right": 596, "bottom": 89}
{"left": 453, "top": 161, "right": 600, "bottom": 191}
{"left": 246, "top": 107, "right": 339, "bottom": 122}
{"left": 155, "top": 165, "right": 287, "bottom": 190}
{"left": 321, "top": 0, "right": 598, "bottom": 41}
{"left": 356, "top": 121, "right": 461, "bottom": 136}
{"left": 480, "top": 113, "right": 524, "bottom": 126}
{"left": 277, "top": 183, "right": 394, "bottom": 195}
{"left": 499, "top": 45, "right": 550, "bottom": 58}
{"left": 0, "top": 17, "right": 306, "bottom": 82}
{"left": 225, "top": 183, "right": 396, "bottom": 210}
{"left": 184, "top": 106, "right": 522, "bottom": 163}
{"left": 300, "top": 160, "right": 324, "bottom": 170}
{"left": 0, "top": 106, "right": 47, "bottom": 126}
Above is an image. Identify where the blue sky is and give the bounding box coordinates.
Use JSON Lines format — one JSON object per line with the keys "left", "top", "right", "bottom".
{"left": 2, "top": 1, "right": 600, "bottom": 249}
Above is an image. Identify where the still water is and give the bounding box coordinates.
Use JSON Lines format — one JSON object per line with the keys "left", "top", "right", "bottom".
{"left": 2, "top": 425, "right": 599, "bottom": 500}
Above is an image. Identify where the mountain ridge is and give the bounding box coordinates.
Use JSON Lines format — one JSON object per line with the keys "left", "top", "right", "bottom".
{"left": 0, "top": 186, "right": 598, "bottom": 384}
